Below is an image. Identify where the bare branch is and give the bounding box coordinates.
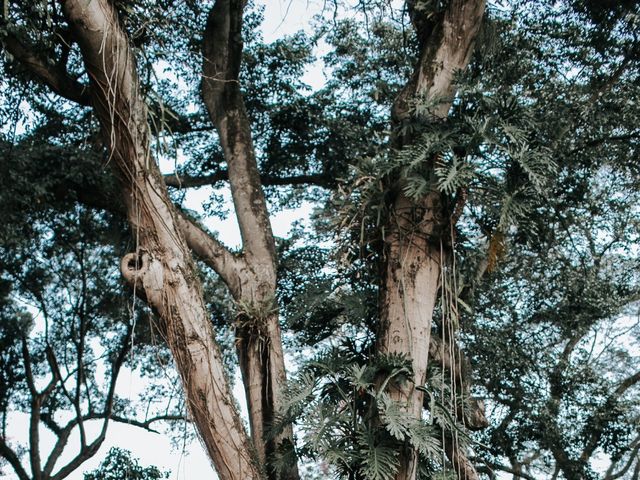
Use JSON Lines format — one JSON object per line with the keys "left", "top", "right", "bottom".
{"left": 605, "top": 436, "right": 640, "bottom": 480}
{"left": 174, "top": 211, "right": 244, "bottom": 295}
{"left": 109, "top": 414, "right": 188, "bottom": 434}
{"left": 202, "top": 0, "right": 277, "bottom": 268}
{"left": 578, "top": 369, "right": 640, "bottom": 463}
{"left": 475, "top": 459, "right": 538, "bottom": 480}
{"left": 46, "top": 324, "right": 131, "bottom": 480}
{"left": 568, "top": 131, "right": 640, "bottom": 155}
{"left": 614, "top": 369, "right": 640, "bottom": 397}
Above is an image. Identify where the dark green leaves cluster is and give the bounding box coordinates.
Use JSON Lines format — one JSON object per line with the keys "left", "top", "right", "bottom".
{"left": 274, "top": 347, "right": 471, "bottom": 479}
{"left": 83, "top": 448, "right": 169, "bottom": 480}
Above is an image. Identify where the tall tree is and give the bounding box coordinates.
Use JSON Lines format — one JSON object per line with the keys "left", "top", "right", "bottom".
{"left": 1, "top": 1, "right": 639, "bottom": 480}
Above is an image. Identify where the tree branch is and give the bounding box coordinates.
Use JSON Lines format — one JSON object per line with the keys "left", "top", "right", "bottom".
{"left": 605, "top": 436, "right": 640, "bottom": 480}
{"left": 475, "top": 459, "right": 538, "bottom": 480}
{"left": 2, "top": 30, "right": 91, "bottom": 105}
{"left": 201, "top": 5, "right": 298, "bottom": 476}
{"left": 0, "top": 436, "right": 30, "bottom": 480}
{"left": 60, "top": 0, "right": 260, "bottom": 477}
{"left": 568, "top": 132, "right": 640, "bottom": 155}
{"left": 614, "top": 369, "right": 640, "bottom": 397}
{"left": 174, "top": 211, "right": 244, "bottom": 295}
{"left": 579, "top": 369, "right": 640, "bottom": 463}
{"left": 202, "top": 0, "right": 277, "bottom": 268}
{"left": 109, "top": 414, "right": 187, "bottom": 434}
{"left": 164, "top": 170, "right": 331, "bottom": 189}
{"left": 47, "top": 324, "right": 131, "bottom": 480}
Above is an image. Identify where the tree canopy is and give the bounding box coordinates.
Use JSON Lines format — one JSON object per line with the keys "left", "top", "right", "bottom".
{"left": 1, "top": 1, "right": 639, "bottom": 479}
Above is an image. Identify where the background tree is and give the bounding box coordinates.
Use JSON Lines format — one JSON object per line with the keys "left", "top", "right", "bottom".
{"left": 83, "top": 448, "right": 168, "bottom": 480}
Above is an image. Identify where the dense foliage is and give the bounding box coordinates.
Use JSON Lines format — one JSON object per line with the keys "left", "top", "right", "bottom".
{"left": 83, "top": 448, "right": 168, "bottom": 480}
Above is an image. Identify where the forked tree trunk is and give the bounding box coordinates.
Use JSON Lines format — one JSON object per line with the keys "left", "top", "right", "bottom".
{"left": 201, "top": 2, "right": 297, "bottom": 477}
{"left": 61, "top": 1, "right": 261, "bottom": 478}
{"left": 377, "top": 1, "right": 486, "bottom": 479}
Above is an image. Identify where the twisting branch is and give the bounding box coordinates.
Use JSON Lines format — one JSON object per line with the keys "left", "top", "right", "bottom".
{"left": 47, "top": 323, "right": 132, "bottom": 480}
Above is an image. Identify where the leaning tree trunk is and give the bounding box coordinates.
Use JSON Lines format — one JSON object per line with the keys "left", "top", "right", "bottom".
{"left": 376, "top": 1, "right": 486, "bottom": 479}
{"left": 61, "top": 1, "right": 261, "bottom": 478}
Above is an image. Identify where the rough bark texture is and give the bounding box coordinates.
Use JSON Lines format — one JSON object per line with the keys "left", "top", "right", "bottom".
{"left": 60, "top": 1, "right": 260, "bottom": 478}
{"left": 201, "top": 1, "right": 297, "bottom": 477}
{"left": 377, "top": 1, "right": 486, "bottom": 479}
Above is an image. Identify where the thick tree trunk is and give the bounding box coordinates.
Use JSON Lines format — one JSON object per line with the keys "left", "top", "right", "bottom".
{"left": 61, "top": 1, "right": 260, "bottom": 478}
{"left": 378, "top": 191, "right": 443, "bottom": 479}
{"left": 377, "top": 1, "right": 486, "bottom": 479}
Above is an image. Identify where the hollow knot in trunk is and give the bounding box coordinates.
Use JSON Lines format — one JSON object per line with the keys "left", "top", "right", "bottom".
{"left": 120, "top": 251, "right": 164, "bottom": 307}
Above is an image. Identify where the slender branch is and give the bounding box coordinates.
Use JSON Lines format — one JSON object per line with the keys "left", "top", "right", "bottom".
{"left": 21, "top": 338, "right": 37, "bottom": 397}
{"left": 36, "top": 152, "right": 245, "bottom": 297}
{"left": 605, "top": 436, "right": 640, "bottom": 480}
{"left": 614, "top": 369, "right": 640, "bottom": 397}
{"left": 47, "top": 324, "right": 131, "bottom": 480}
{"left": 475, "top": 459, "right": 537, "bottom": 480}
{"left": 21, "top": 338, "right": 44, "bottom": 479}
{"left": 109, "top": 414, "right": 187, "bottom": 434}
{"left": 579, "top": 369, "right": 640, "bottom": 462}
{"left": 568, "top": 132, "right": 640, "bottom": 155}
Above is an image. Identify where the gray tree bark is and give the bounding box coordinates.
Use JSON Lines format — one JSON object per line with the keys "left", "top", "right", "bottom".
{"left": 377, "top": 1, "right": 486, "bottom": 479}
